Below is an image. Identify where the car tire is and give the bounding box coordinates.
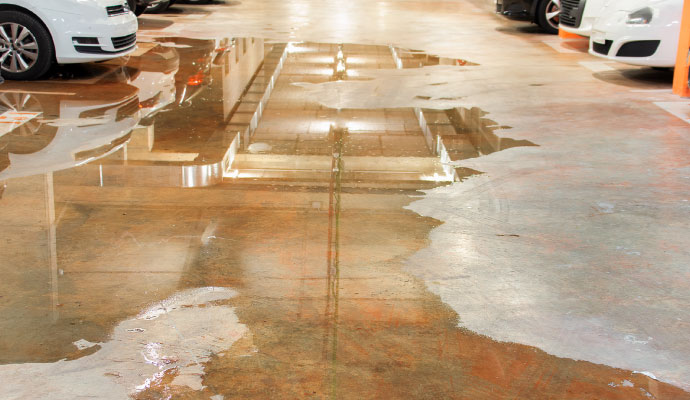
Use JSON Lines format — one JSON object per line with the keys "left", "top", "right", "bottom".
{"left": 134, "top": 4, "right": 147, "bottom": 16}
{"left": 536, "top": 0, "right": 560, "bottom": 35}
{"left": 0, "top": 11, "right": 54, "bottom": 80}
{"left": 128, "top": 0, "right": 147, "bottom": 16}
{"left": 146, "top": 0, "right": 171, "bottom": 13}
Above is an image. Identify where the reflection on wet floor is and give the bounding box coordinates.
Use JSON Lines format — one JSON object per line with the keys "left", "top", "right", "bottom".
{"left": 0, "top": 75, "right": 139, "bottom": 180}
{"left": 593, "top": 68, "right": 675, "bottom": 89}
{"left": 0, "top": 38, "right": 688, "bottom": 399}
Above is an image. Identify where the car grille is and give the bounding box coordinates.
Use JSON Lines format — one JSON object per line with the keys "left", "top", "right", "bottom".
{"left": 592, "top": 40, "right": 613, "bottom": 56}
{"left": 106, "top": 5, "right": 128, "bottom": 16}
{"left": 112, "top": 33, "right": 137, "bottom": 50}
{"left": 560, "top": 0, "right": 584, "bottom": 28}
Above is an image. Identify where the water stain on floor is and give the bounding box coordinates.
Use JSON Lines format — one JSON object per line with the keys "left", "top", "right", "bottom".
{"left": 0, "top": 38, "right": 688, "bottom": 399}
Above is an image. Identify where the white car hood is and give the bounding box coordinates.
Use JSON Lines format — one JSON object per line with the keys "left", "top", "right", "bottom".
{"left": 23, "top": 0, "right": 127, "bottom": 17}
{"left": 73, "top": 0, "right": 124, "bottom": 7}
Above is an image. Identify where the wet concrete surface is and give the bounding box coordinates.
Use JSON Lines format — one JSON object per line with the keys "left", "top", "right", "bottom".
{"left": 1, "top": 1, "right": 690, "bottom": 399}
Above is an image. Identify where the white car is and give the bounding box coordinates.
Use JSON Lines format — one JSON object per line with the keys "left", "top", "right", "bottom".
{"left": 0, "top": 0, "right": 138, "bottom": 80}
{"left": 559, "top": 0, "right": 606, "bottom": 37}
{"left": 589, "top": 0, "right": 682, "bottom": 67}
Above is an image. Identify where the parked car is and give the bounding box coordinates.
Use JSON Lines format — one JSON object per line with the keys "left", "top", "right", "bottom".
{"left": 495, "top": 0, "right": 561, "bottom": 34}
{"left": 145, "top": 0, "right": 210, "bottom": 13}
{"left": 589, "top": 0, "right": 682, "bottom": 67}
{"left": 146, "top": 0, "right": 176, "bottom": 13}
{"left": 559, "top": 0, "right": 606, "bottom": 37}
{"left": 127, "top": 0, "right": 155, "bottom": 16}
{"left": 0, "top": 0, "right": 138, "bottom": 80}
{"left": 143, "top": 0, "right": 212, "bottom": 14}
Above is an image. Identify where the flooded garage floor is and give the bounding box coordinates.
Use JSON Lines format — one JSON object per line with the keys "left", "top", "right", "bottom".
{"left": 1, "top": 0, "right": 690, "bottom": 399}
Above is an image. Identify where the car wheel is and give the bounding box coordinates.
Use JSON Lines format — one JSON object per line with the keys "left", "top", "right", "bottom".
{"left": 146, "top": 0, "right": 171, "bottom": 13}
{"left": 134, "top": 4, "right": 147, "bottom": 16}
{"left": 129, "top": 0, "right": 147, "bottom": 16}
{"left": 536, "top": 0, "right": 560, "bottom": 35}
{"left": 0, "top": 91, "right": 57, "bottom": 154}
{"left": 0, "top": 11, "right": 54, "bottom": 80}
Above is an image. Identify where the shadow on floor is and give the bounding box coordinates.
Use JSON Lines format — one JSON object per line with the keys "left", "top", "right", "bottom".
{"left": 593, "top": 67, "right": 674, "bottom": 89}
{"left": 495, "top": 24, "right": 550, "bottom": 36}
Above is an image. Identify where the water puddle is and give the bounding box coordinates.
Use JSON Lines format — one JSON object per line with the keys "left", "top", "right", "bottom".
{"left": 0, "top": 287, "right": 246, "bottom": 399}
{"left": 0, "top": 38, "right": 687, "bottom": 399}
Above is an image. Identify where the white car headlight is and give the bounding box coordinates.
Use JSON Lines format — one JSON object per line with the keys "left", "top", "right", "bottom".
{"left": 626, "top": 7, "right": 653, "bottom": 25}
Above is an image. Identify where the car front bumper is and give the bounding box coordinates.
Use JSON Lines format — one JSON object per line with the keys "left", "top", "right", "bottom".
{"left": 46, "top": 9, "right": 139, "bottom": 64}
{"left": 588, "top": 11, "right": 679, "bottom": 67}
{"left": 560, "top": 16, "right": 597, "bottom": 36}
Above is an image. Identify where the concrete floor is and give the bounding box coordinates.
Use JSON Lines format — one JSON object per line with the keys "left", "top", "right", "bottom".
{"left": 1, "top": 0, "right": 689, "bottom": 398}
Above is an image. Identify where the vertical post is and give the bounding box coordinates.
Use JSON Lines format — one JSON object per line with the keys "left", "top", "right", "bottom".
{"left": 45, "top": 172, "right": 58, "bottom": 322}
{"left": 673, "top": 0, "right": 690, "bottom": 97}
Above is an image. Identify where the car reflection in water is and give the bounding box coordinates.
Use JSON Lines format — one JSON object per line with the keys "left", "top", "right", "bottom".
{"left": 156, "top": 37, "right": 215, "bottom": 108}
{"left": 0, "top": 68, "right": 141, "bottom": 181}
{"left": 0, "top": 38, "right": 189, "bottom": 181}
{"left": 120, "top": 42, "right": 180, "bottom": 121}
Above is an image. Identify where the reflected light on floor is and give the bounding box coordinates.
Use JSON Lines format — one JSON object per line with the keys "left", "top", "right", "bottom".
{"left": 314, "top": 68, "right": 338, "bottom": 76}
{"left": 310, "top": 120, "right": 333, "bottom": 133}
{"left": 345, "top": 121, "right": 377, "bottom": 131}
{"left": 301, "top": 56, "right": 341, "bottom": 64}
{"left": 286, "top": 42, "right": 312, "bottom": 54}
{"left": 420, "top": 172, "right": 455, "bottom": 182}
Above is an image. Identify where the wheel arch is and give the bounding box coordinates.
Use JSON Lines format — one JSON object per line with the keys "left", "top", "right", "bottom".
{"left": 0, "top": 4, "right": 57, "bottom": 61}
{"left": 529, "top": 0, "right": 541, "bottom": 22}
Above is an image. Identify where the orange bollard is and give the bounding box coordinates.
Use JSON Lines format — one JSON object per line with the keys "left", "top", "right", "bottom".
{"left": 559, "top": 28, "right": 582, "bottom": 40}
{"left": 673, "top": 0, "right": 690, "bottom": 97}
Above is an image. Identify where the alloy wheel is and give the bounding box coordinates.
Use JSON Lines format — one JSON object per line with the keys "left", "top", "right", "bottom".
{"left": 545, "top": 0, "right": 560, "bottom": 31}
{"left": 0, "top": 92, "right": 43, "bottom": 138}
{"left": 0, "top": 23, "right": 39, "bottom": 74}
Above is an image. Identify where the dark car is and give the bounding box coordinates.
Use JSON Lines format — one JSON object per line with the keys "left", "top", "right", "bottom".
{"left": 127, "top": 0, "right": 155, "bottom": 16}
{"left": 145, "top": 0, "right": 175, "bottom": 13}
{"left": 496, "top": 0, "right": 560, "bottom": 34}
